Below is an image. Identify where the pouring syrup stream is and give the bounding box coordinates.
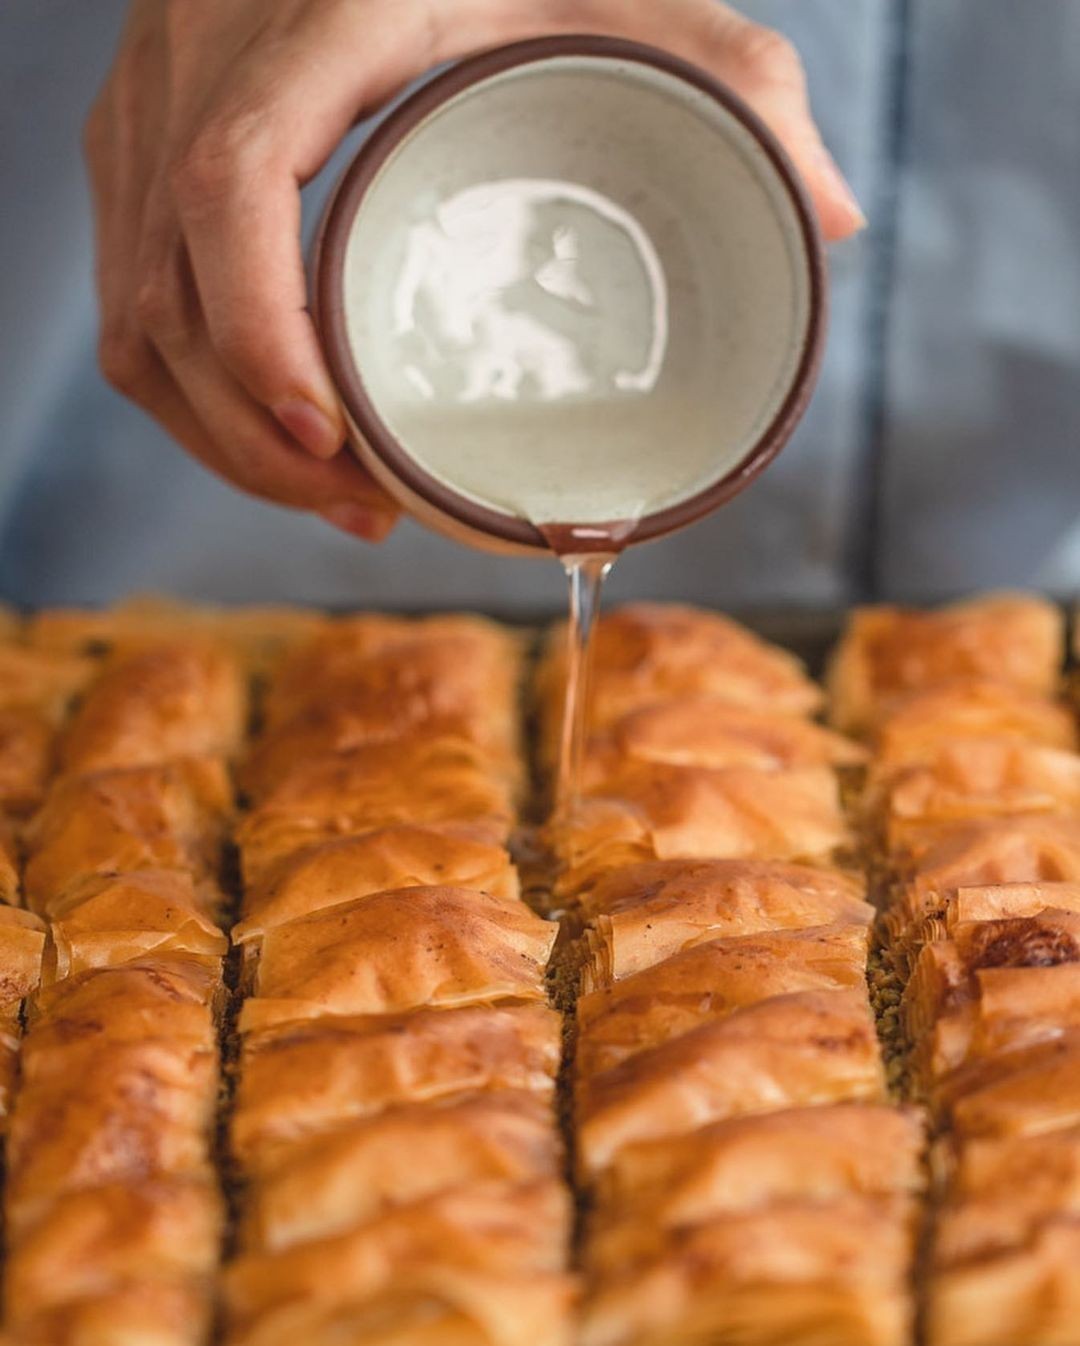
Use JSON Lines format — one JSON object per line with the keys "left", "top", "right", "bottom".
{"left": 554, "top": 552, "right": 615, "bottom": 818}
{"left": 539, "top": 521, "right": 636, "bottom": 819}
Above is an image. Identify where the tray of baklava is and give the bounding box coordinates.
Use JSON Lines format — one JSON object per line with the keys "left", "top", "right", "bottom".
{"left": 0, "top": 589, "right": 1073, "bottom": 1346}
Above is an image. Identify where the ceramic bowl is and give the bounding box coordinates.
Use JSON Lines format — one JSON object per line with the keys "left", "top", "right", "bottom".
{"left": 313, "top": 35, "right": 826, "bottom": 555}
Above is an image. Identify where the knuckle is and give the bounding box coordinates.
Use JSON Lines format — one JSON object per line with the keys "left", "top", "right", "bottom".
{"left": 735, "top": 25, "right": 805, "bottom": 89}
{"left": 169, "top": 110, "right": 267, "bottom": 209}
{"left": 169, "top": 129, "right": 235, "bottom": 205}
{"left": 133, "top": 267, "right": 178, "bottom": 337}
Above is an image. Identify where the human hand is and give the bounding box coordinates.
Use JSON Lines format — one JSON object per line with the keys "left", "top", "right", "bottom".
{"left": 87, "top": 0, "right": 863, "bottom": 542}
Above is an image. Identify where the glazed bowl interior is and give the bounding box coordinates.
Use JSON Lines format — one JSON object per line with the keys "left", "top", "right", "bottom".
{"left": 321, "top": 40, "right": 823, "bottom": 548}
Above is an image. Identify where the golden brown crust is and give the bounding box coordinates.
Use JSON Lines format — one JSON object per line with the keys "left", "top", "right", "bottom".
{"left": 596, "top": 1104, "right": 924, "bottom": 1231}
{"left": 232, "top": 1005, "right": 561, "bottom": 1170}
{"left": 931, "top": 1033, "right": 1080, "bottom": 1139}
{"left": 0, "top": 645, "right": 96, "bottom": 721}
{"left": 574, "top": 859, "right": 869, "bottom": 986}
{"left": 26, "top": 596, "right": 327, "bottom": 677}
{"left": 947, "top": 881, "right": 1080, "bottom": 925}
{"left": 23, "top": 758, "right": 232, "bottom": 910}
{"left": 0, "top": 906, "right": 46, "bottom": 1130}
{"left": 926, "top": 1221, "right": 1080, "bottom": 1346}
{"left": 234, "top": 827, "right": 518, "bottom": 943}
{"left": 240, "top": 886, "right": 555, "bottom": 1028}
{"left": 582, "top": 1194, "right": 917, "bottom": 1346}
{"left": 888, "top": 815, "right": 1080, "bottom": 940}
{"left": 827, "top": 593, "right": 1064, "bottom": 734}
{"left": 8, "top": 1280, "right": 213, "bottom": 1346}
{"left": 0, "top": 905, "right": 47, "bottom": 1006}
{"left": 256, "top": 617, "right": 521, "bottom": 770}
{"left": 5, "top": 1177, "right": 222, "bottom": 1327}
{"left": 59, "top": 641, "right": 247, "bottom": 775}
{"left": 871, "top": 679, "right": 1078, "bottom": 773}
{"left": 537, "top": 604, "right": 822, "bottom": 756}
{"left": 577, "top": 923, "right": 869, "bottom": 1075}
{"left": 0, "top": 818, "right": 19, "bottom": 906}
{"left": 23, "top": 956, "right": 221, "bottom": 1046}
{"left": 929, "top": 1129, "right": 1080, "bottom": 1267}
{"left": 905, "top": 910, "right": 1080, "bottom": 1090}
{"left": 236, "top": 739, "right": 514, "bottom": 873}
{"left": 579, "top": 698, "right": 865, "bottom": 786}
{"left": 225, "top": 1181, "right": 572, "bottom": 1345}
{"left": 43, "top": 869, "right": 228, "bottom": 983}
{"left": 226, "top": 1287, "right": 574, "bottom": 1346}
{"left": 866, "top": 740, "right": 1080, "bottom": 848}
{"left": 553, "top": 765, "right": 850, "bottom": 898}
{"left": 243, "top": 1092, "right": 560, "bottom": 1253}
{"left": 241, "top": 701, "right": 519, "bottom": 803}
{"left": 577, "top": 989, "right": 886, "bottom": 1172}
{"left": 7, "top": 1039, "right": 217, "bottom": 1234}
{"left": 0, "top": 707, "right": 54, "bottom": 816}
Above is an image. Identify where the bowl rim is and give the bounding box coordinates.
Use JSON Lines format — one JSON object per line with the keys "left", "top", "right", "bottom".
{"left": 312, "top": 33, "right": 827, "bottom": 551}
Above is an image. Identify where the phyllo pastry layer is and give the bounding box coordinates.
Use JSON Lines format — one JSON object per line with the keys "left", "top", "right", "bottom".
{"left": 59, "top": 640, "right": 247, "bottom": 775}
{"left": 23, "top": 758, "right": 232, "bottom": 910}
{"left": 240, "top": 885, "right": 555, "bottom": 1027}
{"left": 827, "top": 593, "right": 1063, "bottom": 735}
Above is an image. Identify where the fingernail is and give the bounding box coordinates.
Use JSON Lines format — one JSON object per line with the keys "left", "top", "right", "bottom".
{"left": 319, "top": 502, "right": 398, "bottom": 543}
{"left": 275, "top": 398, "right": 344, "bottom": 459}
{"left": 816, "top": 145, "right": 868, "bottom": 232}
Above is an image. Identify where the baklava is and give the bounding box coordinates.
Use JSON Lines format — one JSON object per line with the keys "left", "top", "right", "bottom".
{"left": 538, "top": 604, "right": 919, "bottom": 1346}
{"left": 835, "top": 593, "right": 1080, "bottom": 1346}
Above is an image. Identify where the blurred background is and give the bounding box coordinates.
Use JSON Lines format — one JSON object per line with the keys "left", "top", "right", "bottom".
{"left": 2, "top": 1, "right": 1079, "bottom": 613}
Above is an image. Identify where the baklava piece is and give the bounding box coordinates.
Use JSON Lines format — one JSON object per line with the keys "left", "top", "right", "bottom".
{"left": 0, "top": 644, "right": 95, "bottom": 815}
{"left": 0, "top": 905, "right": 46, "bottom": 1127}
{"left": 27, "top": 595, "right": 325, "bottom": 678}
{"left": 225, "top": 1182, "right": 573, "bottom": 1346}
{"left": 576, "top": 923, "right": 870, "bottom": 1076}
{"left": 582, "top": 1193, "right": 918, "bottom": 1346}
{"left": 23, "top": 757, "right": 233, "bottom": 910}
{"left": 234, "top": 823, "right": 518, "bottom": 942}
{"left": 255, "top": 615, "right": 523, "bottom": 775}
{"left": 6, "top": 958, "right": 221, "bottom": 1233}
{"left": 576, "top": 859, "right": 870, "bottom": 988}
{"left": 537, "top": 604, "right": 823, "bottom": 761}
{"left": 58, "top": 640, "right": 247, "bottom": 775}
{"left": 579, "top": 698, "right": 865, "bottom": 789}
{"left": 239, "top": 885, "right": 555, "bottom": 1027}
{"left": 243, "top": 1091, "right": 560, "bottom": 1252}
{"left": 827, "top": 592, "right": 1063, "bottom": 734}
{"left": 231, "top": 1004, "right": 561, "bottom": 1172}
{"left": 43, "top": 868, "right": 228, "bottom": 982}
{"left": 577, "top": 988, "right": 886, "bottom": 1173}
{"left": 236, "top": 737, "right": 514, "bottom": 874}
{"left": 554, "top": 764, "right": 851, "bottom": 900}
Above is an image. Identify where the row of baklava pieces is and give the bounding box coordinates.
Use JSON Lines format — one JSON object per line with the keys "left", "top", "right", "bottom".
{"left": 534, "top": 605, "right": 925, "bottom": 1346}
{"left": 0, "top": 597, "right": 1061, "bottom": 1346}
{"left": 223, "top": 613, "right": 580, "bottom": 1346}
{"left": 0, "top": 604, "right": 578, "bottom": 1346}
{"left": 0, "top": 606, "right": 264, "bottom": 1346}
{"left": 830, "top": 592, "right": 1080, "bottom": 1346}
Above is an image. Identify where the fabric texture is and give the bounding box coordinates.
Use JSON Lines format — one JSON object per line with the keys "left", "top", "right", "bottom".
{"left": 0, "top": 1, "right": 1077, "bottom": 608}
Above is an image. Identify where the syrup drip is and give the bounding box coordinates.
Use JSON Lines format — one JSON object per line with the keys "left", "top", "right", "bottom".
{"left": 555, "top": 551, "right": 616, "bottom": 819}
{"left": 539, "top": 520, "right": 636, "bottom": 820}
